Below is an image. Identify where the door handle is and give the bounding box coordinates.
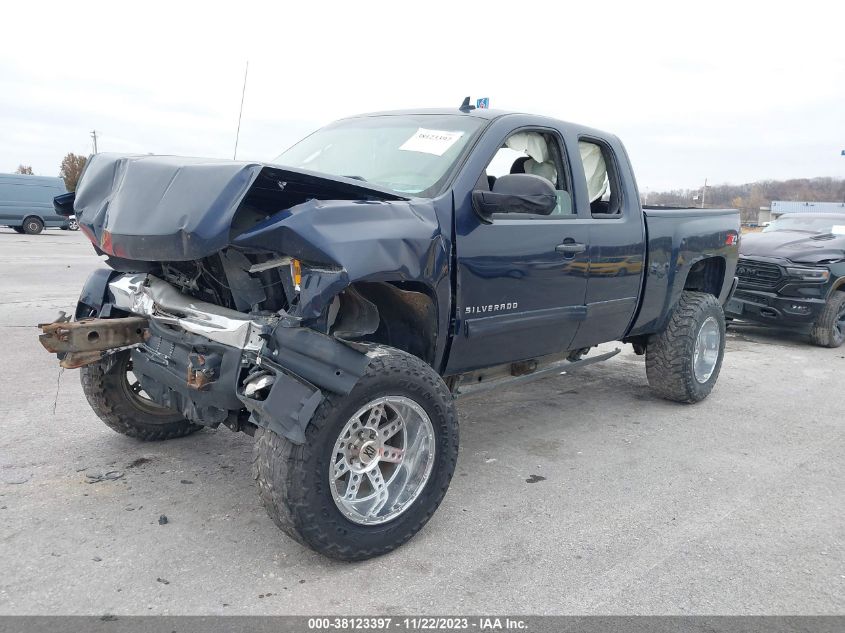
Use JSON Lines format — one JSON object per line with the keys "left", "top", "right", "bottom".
{"left": 555, "top": 242, "right": 586, "bottom": 254}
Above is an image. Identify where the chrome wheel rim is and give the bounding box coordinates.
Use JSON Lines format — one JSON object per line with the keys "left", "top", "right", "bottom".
{"left": 330, "top": 396, "right": 435, "bottom": 525}
{"left": 693, "top": 316, "right": 720, "bottom": 383}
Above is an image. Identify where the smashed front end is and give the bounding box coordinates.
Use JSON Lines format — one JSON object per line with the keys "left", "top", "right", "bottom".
{"left": 39, "top": 153, "right": 450, "bottom": 443}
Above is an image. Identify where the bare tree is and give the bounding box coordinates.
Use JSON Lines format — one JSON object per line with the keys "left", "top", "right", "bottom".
{"left": 14, "top": 165, "right": 34, "bottom": 175}
{"left": 59, "top": 153, "right": 88, "bottom": 191}
{"left": 649, "top": 177, "right": 845, "bottom": 209}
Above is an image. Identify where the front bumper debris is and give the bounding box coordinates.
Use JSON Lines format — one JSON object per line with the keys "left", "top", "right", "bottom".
{"left": 39, "top": 272, "right": 371, "bottom": 444}
{"left": 38, "top": 313, "right": 150, "bottom": 369}
{"left": 109, "top": 274, "right": 267, "bottom": 350}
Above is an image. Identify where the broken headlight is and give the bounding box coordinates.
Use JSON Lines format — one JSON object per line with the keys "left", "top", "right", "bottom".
{"left": 290, "top": 258, "right": 302, "bottom": 292}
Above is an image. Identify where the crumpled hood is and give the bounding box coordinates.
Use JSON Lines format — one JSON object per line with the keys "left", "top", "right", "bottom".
{"left": 740, "top": 230, "right": 845, "bottom": 264}
{"left": 72, "top": 153, "right": 408, "bottom": 261}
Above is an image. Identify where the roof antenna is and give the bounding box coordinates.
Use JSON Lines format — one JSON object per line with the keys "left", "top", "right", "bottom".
{"left": 459, "top": 96, "right": 476, "bottom": 112}
{"left": 233, "top": 61, "right": 249, "bottom": 160}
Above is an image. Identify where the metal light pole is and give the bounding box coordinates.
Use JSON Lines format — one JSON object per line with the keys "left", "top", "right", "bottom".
{"left": 90, "top": 130, "right": 98, "bottom": 154}
{"left": 700, "top": 178, "right": 708, "bottom": 209}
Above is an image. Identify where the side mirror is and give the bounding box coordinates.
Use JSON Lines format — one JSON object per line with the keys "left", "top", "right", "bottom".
{"left": 53, "top": 191, "right": 76, "bottom": 217}
{"left": 472, "top": 173, "right": 557, "bottom": 222}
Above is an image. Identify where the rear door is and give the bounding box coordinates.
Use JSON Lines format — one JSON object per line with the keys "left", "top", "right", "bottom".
{"left": 446, "top": 125, "right": 591, "bottom": 373}
{"left": 566, "top": 135, "right": 645, "bottom": 348}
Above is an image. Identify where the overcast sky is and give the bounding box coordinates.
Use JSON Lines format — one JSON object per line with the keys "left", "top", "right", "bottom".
{"left": 1, "top": 0, "right": 843, "bottom": 192}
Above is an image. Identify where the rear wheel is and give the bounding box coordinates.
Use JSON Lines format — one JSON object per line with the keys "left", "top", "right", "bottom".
{"left": 253, "top": 346, "right": 459, "bottom": 560}
{"left": 646, "top": 291, "right": 726, "bottom": 403}
{"left": 22, "top": 216, "right": 44, "bottom": 235}
{"left": 80, "top": 350, "right": 202, "bottom": 441}
{"left": 810, "top": 291, "right": 845, "bottom": 348}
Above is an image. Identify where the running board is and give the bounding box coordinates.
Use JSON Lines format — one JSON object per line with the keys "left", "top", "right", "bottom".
{"left": 455, "top": 348, "right": 621, "bottom": 398}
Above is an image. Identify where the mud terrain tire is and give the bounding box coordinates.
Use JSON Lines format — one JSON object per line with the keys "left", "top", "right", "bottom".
{"left": 253, "top": 346, "right": 459, "bottom": 561}
{"left": 646, "top": 291, "right": 726, "bottom": 403}
{"left": 80, "top": 350, "right": 201, "bottom": 441}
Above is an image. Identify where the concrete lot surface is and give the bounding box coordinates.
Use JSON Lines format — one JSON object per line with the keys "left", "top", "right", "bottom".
{"left": 0, "top": 228, "right": 842, "bottom": 615}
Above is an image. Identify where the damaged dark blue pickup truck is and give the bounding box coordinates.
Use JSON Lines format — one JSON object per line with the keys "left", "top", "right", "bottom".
{"left": 39, "top": 107, "right": 740, "bottom": 560}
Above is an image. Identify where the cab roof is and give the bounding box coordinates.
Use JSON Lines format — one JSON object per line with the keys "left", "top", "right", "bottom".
{"left": 350, "top": 107, "right": 519, "bottom": 121}
{"left": 342, "top": 107, "right": 617, "bottom": 143}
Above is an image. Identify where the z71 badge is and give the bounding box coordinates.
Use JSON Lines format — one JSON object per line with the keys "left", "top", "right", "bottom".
{"left": 465, "top": 302, "right": 518, "bottom": 315}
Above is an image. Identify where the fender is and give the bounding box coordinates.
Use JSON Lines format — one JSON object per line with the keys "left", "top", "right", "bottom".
{"left": 627, "top": 209, "right": 738, "bottom": 337}
{"left": 232, "top": 196, "right": 454, "bottom": 368}
{"left": 829, "top": 273, "right": 845, "bottom": 296}
{"left": 75, "top": 268, "right": 121, "bottom": 319}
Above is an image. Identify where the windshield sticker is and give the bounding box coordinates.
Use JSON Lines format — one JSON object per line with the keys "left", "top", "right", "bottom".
{"left": 832, "top": 225, "right": 845, "bottom": 235}
{"left": 399, "top": 128, "right": 465, "bottom": 156}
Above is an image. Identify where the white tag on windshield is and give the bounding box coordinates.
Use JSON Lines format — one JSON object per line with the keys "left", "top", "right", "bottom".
{"left": 832, "top": 225, "right": 845, "bottom": 235}
{"left": 399, "top": 128, "right": 464, "bottom": 156}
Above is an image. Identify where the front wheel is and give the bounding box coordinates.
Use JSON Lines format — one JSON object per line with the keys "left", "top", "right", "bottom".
{"left": 810, "top": 291, "right": 845, "bottom": 348}
{"left": 253, "top": 347, "right": 459, "bottom": 561}
{"left": 80, "top": 350, "right": 202, "bottom": 441}
{"left": 645, "top": 291, "right": 726, "bottom": 403}
{"left": 22, "top": 216, "right": 44, "bottom": 235}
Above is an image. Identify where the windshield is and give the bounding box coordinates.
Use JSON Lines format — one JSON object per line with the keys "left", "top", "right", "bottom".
{"left": 763, "top": 215, "right": 845, "bottom": 234}
{"left": 273, "top": 115, "right": 484, "bottom": 197}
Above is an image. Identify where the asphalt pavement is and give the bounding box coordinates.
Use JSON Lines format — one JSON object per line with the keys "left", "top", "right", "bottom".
{"left": 0, "top": 228, "right": 842, "bottom": 615}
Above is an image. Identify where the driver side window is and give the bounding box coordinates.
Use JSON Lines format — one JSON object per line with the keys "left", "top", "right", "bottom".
{"left": 481, "top": 131, "right": 574, "bottom": 216}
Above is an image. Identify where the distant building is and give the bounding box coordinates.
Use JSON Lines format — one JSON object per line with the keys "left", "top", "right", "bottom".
{"left": 741, "top": 206, "right": 772, "bottom": 226}
{"left": 771, "top": 200, "right": 845, "bottom": 217}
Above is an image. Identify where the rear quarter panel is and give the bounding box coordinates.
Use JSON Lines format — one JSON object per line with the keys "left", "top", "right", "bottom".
{"left": 626, "top": 208, "right": 739, "bottom": 337}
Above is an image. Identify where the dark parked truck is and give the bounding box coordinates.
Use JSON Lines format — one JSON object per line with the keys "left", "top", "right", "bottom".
{"left": 726, "top": 213, "right": 845, "bottom": 347}
{"left": 39, "top": 107, "right": 740, "bottom": 560}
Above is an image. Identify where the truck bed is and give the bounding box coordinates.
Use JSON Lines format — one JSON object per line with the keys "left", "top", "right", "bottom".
{"left": 643, "top": 206, "right": 740, "bottom": 218}
{"left": 626, "top": 207, "right": 740, "bottom": 337}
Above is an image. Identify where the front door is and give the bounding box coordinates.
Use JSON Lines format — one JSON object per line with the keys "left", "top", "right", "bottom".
{"left": 446, "top": 128, "right": 590, "bottom": 374}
